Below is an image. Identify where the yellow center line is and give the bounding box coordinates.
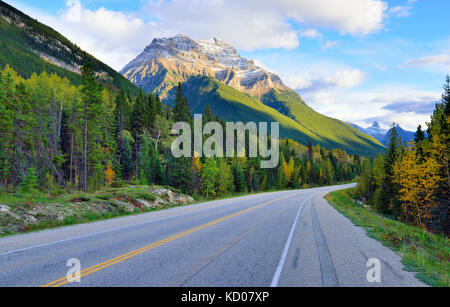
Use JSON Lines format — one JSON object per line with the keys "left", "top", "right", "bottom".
{"left": 41, "top": 192, "right": 299, "bottom": 287}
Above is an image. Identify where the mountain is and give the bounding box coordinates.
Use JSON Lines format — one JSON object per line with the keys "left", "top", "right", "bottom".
{"left": 121, "top": 35, "right": 384, "bottom": 156}
{"left": 120, "top": 35, "right": 286, "bottom": 98}
{"left": 0, "top": 0, "right": 139, "bottom": 95}
{"left": 348, "top": 122, "right": 416, "bottom": 146}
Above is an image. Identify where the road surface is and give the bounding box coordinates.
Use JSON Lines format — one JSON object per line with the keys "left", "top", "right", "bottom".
{"left": 0, "top": 184, "right": 426, "bottom": 287}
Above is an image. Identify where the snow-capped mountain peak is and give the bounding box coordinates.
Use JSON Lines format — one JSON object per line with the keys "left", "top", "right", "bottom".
{"left": 120, "top": 34, "right": 286, "bottom": 97}
{"left": 371, "top": 121, "right": 381, "bottom": 129}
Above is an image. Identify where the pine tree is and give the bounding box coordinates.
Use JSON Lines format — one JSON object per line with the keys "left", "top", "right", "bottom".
{"left": 81, "top": 60, "right": 103, "bottom": 192}
{"left": 380, "top": 124, "right": 403, "bottom": 216}
{"left": 426, "top": 76, "right": 450, "bottom": 234}
{"left": 131, "top": 90, "right": 147, "bottom": 177}
{"left": 20, "top": 166, "right": 38, "bottom": 194}
{"left": 234, "top": 162, "right": 246, "bottom": 193}
{"left": 204, "top": 103, "right": 213, "bottom": 123}
{"left": 414, "top": 125, "right": 426, "bottom": 163}
{"left": 150, "top": 139, "right": 163, "bottom": 184}
{"left": 140, "top": 135, "right": 152, "bottom": 184}
{"left": 172, "top": 83, "right": 191, "bottom": 123}
{"left": 120, "top": 132, "right": 134, "bottom": 180}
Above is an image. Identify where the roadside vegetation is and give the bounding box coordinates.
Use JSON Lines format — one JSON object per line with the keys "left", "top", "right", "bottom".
{"left": 326, "top": 188, "right": 449, "bottom": 287}
{"left": 355, "top": 76, "right": 449, "bottom": 235}
{"left": 0, "top": 185, "right": 193, "bottom": 237}
{"left": 326, "top": 77, "right": 450, "bottom": 287}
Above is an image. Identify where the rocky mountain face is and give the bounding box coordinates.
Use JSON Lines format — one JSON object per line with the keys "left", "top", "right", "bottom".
{"left": 120, "top": 35, "right": 287, "bottom": 98}
{"left": 348, "top": 121, "right": 416, "bottom": 146}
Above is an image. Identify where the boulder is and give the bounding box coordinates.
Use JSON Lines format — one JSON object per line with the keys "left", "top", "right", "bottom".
{"left": 0, "top": 204, "right": 10, "bottom": 213}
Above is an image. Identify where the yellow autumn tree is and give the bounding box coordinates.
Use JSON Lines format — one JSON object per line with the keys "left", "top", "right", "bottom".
{"left": 393, "top": 142, "right": 440, "bottom": 229}
{"left": 283, "top": 156, "right": 295, "bottom": 184}
{"left": 104, "top": 163, "right": 115, "bottom": 186}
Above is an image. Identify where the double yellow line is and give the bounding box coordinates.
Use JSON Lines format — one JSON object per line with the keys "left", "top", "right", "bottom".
{"left": 41, "top": 192, "right": 299, "bottom": 287}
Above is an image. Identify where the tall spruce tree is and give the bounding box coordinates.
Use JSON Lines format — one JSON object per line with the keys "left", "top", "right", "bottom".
{"left": 172, "top": 82, "right": 191, "bottom": 123}
{"left": 380, "top": 124, "right": 403, "bottom": 216}
{"left": 80, "top": 60, "right": 103, "bottom": 193}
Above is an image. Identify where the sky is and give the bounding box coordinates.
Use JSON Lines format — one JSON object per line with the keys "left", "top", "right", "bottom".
{"left": 4, "top": 0, "right": 450, "bottom": 131}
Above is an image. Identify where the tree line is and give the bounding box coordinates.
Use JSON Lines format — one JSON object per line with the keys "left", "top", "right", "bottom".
{"left": 0, "top": 62, "right": 365, "bottom": 199}
{"left": 356, "top": 76, "right": 449, "bottom": 235}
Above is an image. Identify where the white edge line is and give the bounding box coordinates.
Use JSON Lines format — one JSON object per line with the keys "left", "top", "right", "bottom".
{"left": 270, "top": 199, "right": 307, "bottom": 287}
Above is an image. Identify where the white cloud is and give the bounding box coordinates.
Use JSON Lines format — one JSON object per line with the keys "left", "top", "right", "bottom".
{"left": 325, "top": 70, "right": 367, "bottom": 88}
{"left": 302, "top": 86, "right": 440, "bottom": 131}
{"left": 404, "top": 54, "right": 450, "bottom": 71}
{"left": 7, "top": 0, "right": 392, "bottom": 70}
{"left": 284, "top": 69, "right": 366, "bottom": 91}
{"left": 269, "top": 0, "right": 388, "bottom": 36}
{"left": 284, "top": 75, "right": 314, "bottom": 90}
{"left": 321, "top": 40, "right": 340, "bottom": 50}
{"left": 389, "top": 0, "right": 416, "bottom": 18}
{"left": 300, "top": 29, "right": 323, "bottom": 39}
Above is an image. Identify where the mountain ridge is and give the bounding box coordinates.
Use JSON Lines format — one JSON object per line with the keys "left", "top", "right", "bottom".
{"left": 348, "top": 121, "right": 416, "bottom": 146}
{"left": 120, "top": 34, "right": 288, "bottom": 99}
{"left": 121, "top": 34, "right": 384, "bottom": 156}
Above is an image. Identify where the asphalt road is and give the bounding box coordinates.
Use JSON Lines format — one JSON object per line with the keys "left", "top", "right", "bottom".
{"left": 0, "top": 184, "right": 426, "bottom": 287}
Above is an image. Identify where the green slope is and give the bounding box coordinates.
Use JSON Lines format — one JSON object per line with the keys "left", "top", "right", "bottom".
{"left": 166, "top": 76, "right": 384, "bottom": 155}
{"left": 261, "top": 88, "right": 384, "bottom": 155}
{"left": 0, "top": 0, "right": 139, "bottom": 95}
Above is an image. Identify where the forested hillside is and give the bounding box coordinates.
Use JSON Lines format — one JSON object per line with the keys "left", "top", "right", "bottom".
{"left": 166, "top": 76, "right": 384, "bottom": 156}
{"left": 0, "top": 0, "right": 139, "bottom": 95}
{"left": 0, "top": 64, "right": 365, "bottom": 198}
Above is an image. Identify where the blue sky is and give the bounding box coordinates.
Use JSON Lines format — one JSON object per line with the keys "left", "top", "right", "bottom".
{"left": 5, "top": 0, "right": 450, "bottom": 130}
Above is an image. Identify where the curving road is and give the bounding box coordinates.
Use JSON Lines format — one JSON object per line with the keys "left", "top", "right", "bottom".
{"left": 0, "top": 184, "right": 425, "bottom": 287}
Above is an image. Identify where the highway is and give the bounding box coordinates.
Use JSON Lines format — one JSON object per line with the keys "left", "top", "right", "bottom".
{"left": 0, "top": 184, "right": 426, "bottom": 287}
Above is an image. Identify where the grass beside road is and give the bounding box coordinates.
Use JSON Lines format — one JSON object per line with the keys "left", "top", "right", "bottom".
{"left": 326, "top": 188, "right": 449, "bottom": 287}
{"left": 0, "top": 185, "right": 189, "bottom": 237}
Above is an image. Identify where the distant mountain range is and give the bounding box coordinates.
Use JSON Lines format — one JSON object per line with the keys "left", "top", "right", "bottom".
{"left": 348, "top": 122, "right": 416, "bottom": 146}
{"left": 120, "top": 35, "right": 384, "bottom": 156}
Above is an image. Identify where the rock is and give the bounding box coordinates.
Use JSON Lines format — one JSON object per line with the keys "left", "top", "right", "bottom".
{"left": 149, "top": 187, "right": 193, "bottom": 205}
{"left": 136, "top": 199, "right": 155, "bottom": 209}
{"left": 173, "top": 195, "right": 194, "bottom": 205}
{"left": 109, "top": 199, "right": 135, "bottom": 212}
{"left": 153, "top": 197, "right": 167, "bottom": 207}
{"left": 0, "top": 204, "right": 10, "bottom": 213}
{"left": 22, "top": 214, "right": 38, "bottom": 225}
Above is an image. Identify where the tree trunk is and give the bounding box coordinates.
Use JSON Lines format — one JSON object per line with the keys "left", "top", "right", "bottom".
{"left": 70, "top": 133, "right": 74, "bottom": 184}
{"left": 83, "top": 101, "right": 88, "bottom": 193}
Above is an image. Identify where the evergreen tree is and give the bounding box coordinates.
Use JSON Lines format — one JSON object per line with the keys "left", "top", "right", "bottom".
{"left": 234, "top": 162, "right": 246, "bottom": 193}
{"left": 20, "top": 166, "right": 38, "bottom": 194}
{"left": 204, "top": 103, "right": 213, "bottom": 123}
{"left": 80, "top": 60, "right": 103, "bottom": 192}
{"left": 121, "top": 135, "right": 134, "bottom": 180}
{"left": 414, "top": 125, "right": 426, "bottom": 163}
{"left": 140, "top": 135, "right": 152, "bottom": 184}
{"left": 380, "top": 124, "right": 403, "bottom": 216}
{"left": 172, "top": 82, "right": 191, "bottom": 123}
